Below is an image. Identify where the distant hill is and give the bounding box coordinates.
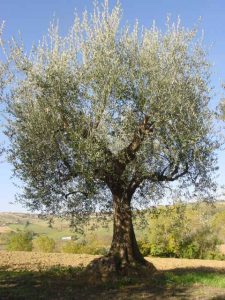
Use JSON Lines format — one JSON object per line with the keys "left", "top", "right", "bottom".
{"left": 0, "top": 211, "right": 113, "bottom": 242}
{"left": 1, "top": 200, "right": 225, "bottom": 243}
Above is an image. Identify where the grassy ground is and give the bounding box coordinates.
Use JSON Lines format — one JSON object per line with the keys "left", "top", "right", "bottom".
{"left": 1, "top": 265, "right": 225, "bottom": 299}
{"left": 1, "top": 252, "right": 225, "bottom": 299}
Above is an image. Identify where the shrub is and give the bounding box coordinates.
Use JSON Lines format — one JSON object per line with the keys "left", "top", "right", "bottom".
{"left": 138, "top": 238, "right": 151, "bottom": 256}
{"left": 33, "top": 236, "right": 55, "bottom": 253}
{"left": 7, "top": 231, "right": 33, "bottom": 251}
{"left": 61, "top": 241, "right": 82, "bottom": 254}
{"left": 92, "top": 247, "right": 108, "bottom": 255}
{"left": 179, "top": 226, "right": 220, "bottom": 259}
{"left": 0, "top": 232, "right": 12, "bottom": 246}
{"left": 144, "top": 205, "right": 221, "bottom": 259}
{"left": 61, "top": 240, "right": 108, "bottom": 255}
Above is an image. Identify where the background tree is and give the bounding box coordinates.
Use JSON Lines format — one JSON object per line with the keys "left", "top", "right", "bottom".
{"left": 138, "top": 204, "right": 220, "bottom": 259}
{"left": 7, "top": 231, "right": 33, "bottom": 251}
{"left": 3, "top": 1, "right": 217, "bottom": 272}
{"left": 33, "top": 236, "right": 55, "bottom": 253}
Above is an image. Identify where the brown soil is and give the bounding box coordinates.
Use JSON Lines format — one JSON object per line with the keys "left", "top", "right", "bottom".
{"left": 149, "top": 256, "right": 225, "bottom": 271}
{"left": 0, "top": 226, "right": 12, "bottom": 233}
{"left": 0, "top": 250, "right": 100, "bottom": 271}
{"left": 218, "top": 244, "right": 225, "bottom": 255}
{"left": 1, "top": 250, "right": 225, "bottom": 272}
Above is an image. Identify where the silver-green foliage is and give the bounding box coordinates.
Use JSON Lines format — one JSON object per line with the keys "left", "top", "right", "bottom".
{"left": 3, "top": 1, "right": 217, "bottom": 225}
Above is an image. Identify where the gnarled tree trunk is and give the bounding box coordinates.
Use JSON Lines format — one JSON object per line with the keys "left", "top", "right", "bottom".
{"left": 109, "top": 192, "right": 145, "bottom": 267}
{"left": 86, "top": 188, "right": 156, "bottom": 280}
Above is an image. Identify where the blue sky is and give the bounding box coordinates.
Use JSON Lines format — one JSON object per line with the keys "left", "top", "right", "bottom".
{"left": 0, "top": 0, "right": 225, "bottom": 212}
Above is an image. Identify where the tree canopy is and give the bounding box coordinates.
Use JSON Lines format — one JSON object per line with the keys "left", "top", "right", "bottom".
{"left": 1, "top": 1, "right": 217, "bottom": 271}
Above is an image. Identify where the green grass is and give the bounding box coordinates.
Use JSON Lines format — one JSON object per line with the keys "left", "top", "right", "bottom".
{"left": 163, "top": 270, "right": 225, "bottom": 288}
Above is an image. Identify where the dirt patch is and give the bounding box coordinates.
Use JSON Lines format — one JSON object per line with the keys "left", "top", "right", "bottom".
{"left": 147, "top": 256, "right": 225, "bottom": 271}
{"left": 218, "top": 244, "right": 225, "bottom": 255}
{"left": 0, "top": 251, "right": 100, "bottom": 271}
{"left": 1, "top": 251, "right": 225, "bottom": 272}
{"left": 0, "top": 226, "right": 12, "bottom": 233}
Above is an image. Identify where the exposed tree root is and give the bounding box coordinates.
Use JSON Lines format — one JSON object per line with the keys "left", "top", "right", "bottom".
{"left": 82, "top": 254, "right": 157, "bottom": 284}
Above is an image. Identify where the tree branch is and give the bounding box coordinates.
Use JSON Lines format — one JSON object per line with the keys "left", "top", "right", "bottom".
{"left": 128, "top": 163, "right": 189, "bottom": 193}
{"left": 119, "top": 115, "right": 154, "bottom": 164}
{"left": 64, "top": 190, "right": 89, "bottom": 199}
{"left": 147, "top": 163, "right": 189, "bottom": 182}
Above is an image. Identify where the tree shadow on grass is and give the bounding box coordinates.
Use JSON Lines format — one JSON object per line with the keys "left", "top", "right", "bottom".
{"left": 1, "top": 266, "right": 225, "bottom": 300}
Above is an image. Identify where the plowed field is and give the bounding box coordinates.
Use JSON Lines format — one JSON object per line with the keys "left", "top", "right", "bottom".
{"left": 1, "top": 250, "right": 225, "bottom": 272}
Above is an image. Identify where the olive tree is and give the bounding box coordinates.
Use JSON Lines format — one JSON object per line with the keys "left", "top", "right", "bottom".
{"left": 3, "top": 2, "right": 216, "bottom": 271}
{"left": 0, "top": 22, "right": 8, "bottom": 98}
{"left": 220, "top": 84, "right": 225, "bottom": 120}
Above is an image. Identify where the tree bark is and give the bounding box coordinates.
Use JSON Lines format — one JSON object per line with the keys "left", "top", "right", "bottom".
{"left": 86, "top": 189, "right": 156, "bottom": 280}
{"left": 109, "top": 192, "right": 146, "bottom": 267}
